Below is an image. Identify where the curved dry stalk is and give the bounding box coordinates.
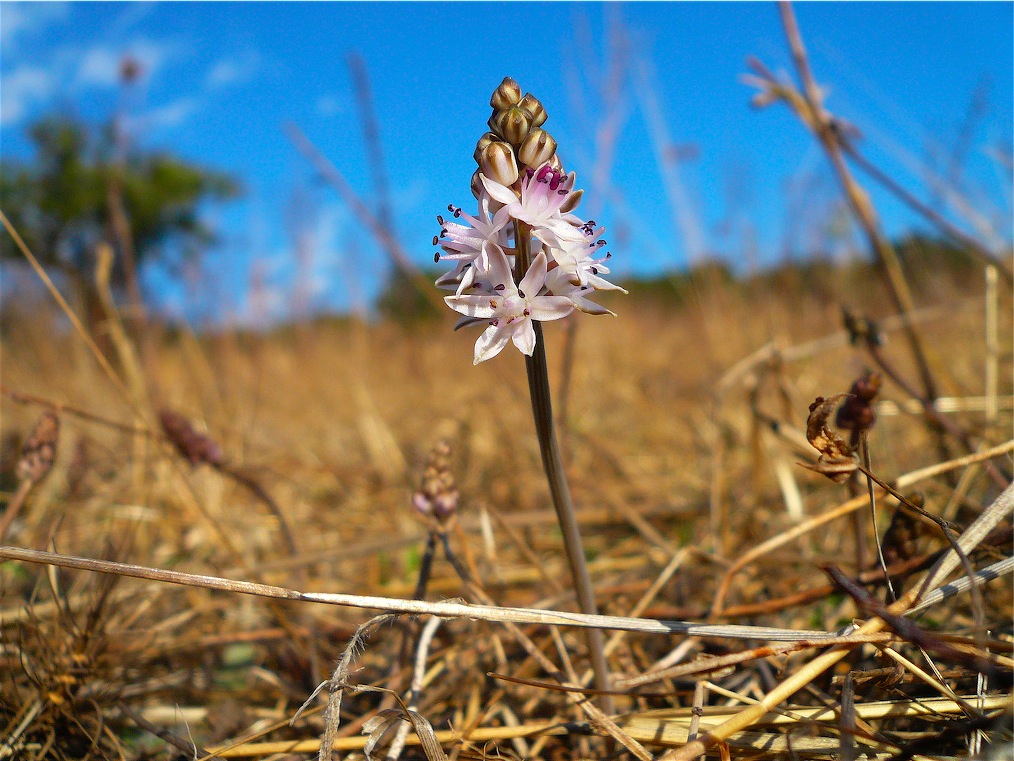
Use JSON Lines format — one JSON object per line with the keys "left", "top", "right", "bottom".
{"left": 293, "top": 613, "right": 398, "bottom": 761}
{"left": 0, "top": 211, "right": 134, "bottom": 406}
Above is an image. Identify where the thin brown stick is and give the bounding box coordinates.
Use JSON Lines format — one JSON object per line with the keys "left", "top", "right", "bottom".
{"left": 285, "top": 122, "right": 445, "bottom": 315}
{"left": 0, "top": 545, "right": 839, "bottom": 641}
{"left": 777, "top": 1, "right": 946, "bottom": 457}
{"left": 0, "top": 211, "right": 133, "bottom": 404}
{"left": 839, "top": 141, "right": 1013, "bottom": 285}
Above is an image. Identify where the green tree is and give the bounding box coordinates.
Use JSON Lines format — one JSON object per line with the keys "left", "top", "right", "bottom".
{"left": 1, "top": 115, "right": 239, "bottom": 315}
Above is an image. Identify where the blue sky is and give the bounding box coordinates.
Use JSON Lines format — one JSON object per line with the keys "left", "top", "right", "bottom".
{"left": 2, "top": 2, "right": 1011, "bottom": 322}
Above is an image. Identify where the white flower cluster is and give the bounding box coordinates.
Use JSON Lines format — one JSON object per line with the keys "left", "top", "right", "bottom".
{"left": 435, "top": 164, "right": 624, "bottom": 364}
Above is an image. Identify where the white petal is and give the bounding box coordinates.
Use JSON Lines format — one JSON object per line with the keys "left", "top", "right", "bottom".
{"left": 454, "top": 265, "right": 479, "bottom": 295}
{"left": 518, "top": 251, "right": 548, "bottom": 297}
{"left": 585, "top": 272, "right": 628, "bottom": 293}
{"left": 445, "top": 293, "right": 497, "bottom": 318}
{"left": 572, "top": 295, "right": 615, "bottom": 315}
{"left": 527, "top": 295, "right": 575, "bottom": 322}
{"left": 480, "top": 174, "right": 519, "bottom": 206}
{"left": 485, "top": 245, "right": 515, "bottom": 290}
{"left": 473, "top": 323, "right": 511, "bottom": 364}
{"left": 511, "top": 321, "right": 536, "bottom": 356}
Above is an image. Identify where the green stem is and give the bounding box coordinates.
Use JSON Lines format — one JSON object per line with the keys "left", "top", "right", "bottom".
{"left": 515, "top": 220, "right": 612, "bottom": 710}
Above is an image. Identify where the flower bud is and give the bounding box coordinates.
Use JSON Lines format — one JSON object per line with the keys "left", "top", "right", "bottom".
{"left": 518, "top": 93, "right": 547, "bottom": 128}
{"left": 518, "top": 129, "right": 557, "bottom": 168}
{"left": 490, "top": 77, "right": 522, "bottom": 110}
{"left": 473, "top": 132, "right": 499, "bottom": 166}
{"left": 549, "top": 153, "right": 563, "bottom": 173}
{"left": 492, "top": 106, "right": 531, "bottom": 146}
{"left": 480, "top": 141, "right": 519, "bottom": 186}
{"left": 560, "top": 188, "right": 583, "bottom": 214}
{"left": 470, "top": 169, "right": 484, "bottom": 200}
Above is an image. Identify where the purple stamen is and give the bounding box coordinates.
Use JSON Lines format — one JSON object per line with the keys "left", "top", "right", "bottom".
{"left": 436, "top": 215, "right": 445, "bottom": 225}
{"left": 518, "top": 289, "right": 526, "bottom": 298}
{"left": 433, "top": 253, "right": 441, "bottom": 263}
{"left": 494, "top": 283, "right": 506, "bottom": 291}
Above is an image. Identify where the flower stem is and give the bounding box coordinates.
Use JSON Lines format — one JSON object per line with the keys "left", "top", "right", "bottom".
{"left": 512, "top": 219, "right": 610, "bottom": 707}
{"left": 524, "top": 324, "right": 613, "bottom": 709}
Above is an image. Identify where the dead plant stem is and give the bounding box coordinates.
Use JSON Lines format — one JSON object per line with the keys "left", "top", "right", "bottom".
{"left": 778, "top": 1, "right": 945, "bottom": 453}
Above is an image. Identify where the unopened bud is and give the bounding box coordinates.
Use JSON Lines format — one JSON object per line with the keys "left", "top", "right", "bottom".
{"left": 518, "top": 93, "right": 547, "bottom": 128}
{"left": 549, "top": 153, "right": 563, "bottom": 173}
{"left": 480, "top": 141, "right": 519, "bottom": 186}
{"left": 470, "top": 169, "right": 484, "bottom": 200}
{"left": 473, "top": 133, "right": 499, "bottom": 166}
{"left": 492, "top": 106, "right": 531, "bottom": 146}
{"left": 560, "top": 188, "right": 583, "bottom": 214}
{"left": 518, "top": 129, "right": 557, "bottom": 168}
{"left": 490, "top": 77, "right": 522, "bottom": 110}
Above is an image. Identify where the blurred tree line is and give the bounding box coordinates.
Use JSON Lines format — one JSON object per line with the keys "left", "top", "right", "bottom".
{"left": 1, "top": 112, "right": 986, "bottom": 330}
{"left": 1, "top": 113, "right": 239, "bottom": 328}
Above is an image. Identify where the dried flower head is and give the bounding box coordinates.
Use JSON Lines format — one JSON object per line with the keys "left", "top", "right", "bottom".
{"left": 836, "top": 370, "right": 883, "bottom": 445}
{"left": 435, "top": 77, "right": 625, "bottom": 363}
{"left": 802, "top": 394, "right": 858, "bottom": 483}
{"left": 412, "top": 440, "right": 459, "bottom": 522}
{"left": 159, "top": 409, "right": 225, "bottom": 468}
{"left": 17, "top": 412, "right": 60, "bottom": 483}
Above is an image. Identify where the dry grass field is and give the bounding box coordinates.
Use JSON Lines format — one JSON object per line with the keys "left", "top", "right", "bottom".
{"left": 1, "top": 4, "right": 1012, "bottom": 757}
{"left": 1, "top": 262, "right": 1011, "bottom": 759}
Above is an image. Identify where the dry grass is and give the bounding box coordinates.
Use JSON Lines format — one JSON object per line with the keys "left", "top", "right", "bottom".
{"left": 1, "top": 264, "right": 1011, "bottom": 759}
